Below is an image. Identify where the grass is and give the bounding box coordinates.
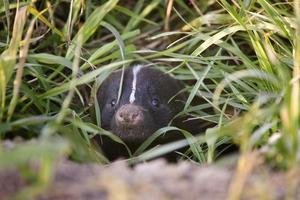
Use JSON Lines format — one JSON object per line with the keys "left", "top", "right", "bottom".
{"left": 0, "top": 0, "right": 299, "bottom": 198}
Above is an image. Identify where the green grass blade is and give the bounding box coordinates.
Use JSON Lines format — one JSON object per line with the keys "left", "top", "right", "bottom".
{"left": 66, "top": 0, "right": 118, "bottom": 60}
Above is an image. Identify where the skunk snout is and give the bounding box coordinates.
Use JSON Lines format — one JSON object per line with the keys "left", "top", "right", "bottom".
{"left": 115, "top": 104, "right": 144, "bottom": 127}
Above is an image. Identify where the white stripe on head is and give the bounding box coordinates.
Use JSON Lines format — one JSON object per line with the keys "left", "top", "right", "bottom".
{"left": 129, "top": 65, "right": 143, "bottom": 103}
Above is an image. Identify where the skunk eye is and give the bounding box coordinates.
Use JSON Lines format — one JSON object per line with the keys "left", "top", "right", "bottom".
{"left": 111, "top": 99, "right": 116, "bottom": 107}
{"left": 151, "top": 98, "right": 159, "bottom": 107}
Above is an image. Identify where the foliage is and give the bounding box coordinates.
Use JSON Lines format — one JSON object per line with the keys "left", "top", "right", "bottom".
{"left": 0, "top": 0, "right": 299, "bottom": 176}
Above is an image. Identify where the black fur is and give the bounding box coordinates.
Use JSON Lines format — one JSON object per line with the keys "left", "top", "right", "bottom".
{"left": 96, "top": 66, "right": 187, "bottom": 160}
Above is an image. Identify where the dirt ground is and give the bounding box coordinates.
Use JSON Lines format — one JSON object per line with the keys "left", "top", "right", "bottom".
{"left": 1, "top": 155, "right": 300, "bottom": 200}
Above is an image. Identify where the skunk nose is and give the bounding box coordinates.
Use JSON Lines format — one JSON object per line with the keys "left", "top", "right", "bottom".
{"left": 115, "top": 104, "right": 144, "bottom": 127}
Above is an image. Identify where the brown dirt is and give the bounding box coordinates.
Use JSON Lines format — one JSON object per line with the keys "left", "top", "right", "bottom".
{"left": 1, "top": 157, "right": 300, "bottom": 200}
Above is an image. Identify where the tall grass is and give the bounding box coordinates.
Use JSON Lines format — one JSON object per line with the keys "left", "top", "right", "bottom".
{"left": 0, "top": 0, "right": 298, "bottom": 190}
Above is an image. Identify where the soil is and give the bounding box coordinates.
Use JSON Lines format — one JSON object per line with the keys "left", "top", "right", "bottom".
{"left": 0, "top": 156, "right": 300, "bottom": 200}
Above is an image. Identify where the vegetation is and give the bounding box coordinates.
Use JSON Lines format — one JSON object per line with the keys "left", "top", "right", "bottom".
{"left": 0, "top": 0, "right": 299, "bottom": 196}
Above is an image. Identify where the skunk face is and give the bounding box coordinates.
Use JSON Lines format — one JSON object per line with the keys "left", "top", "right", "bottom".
{"left": 97, "top": 65, "right": 185, "bottom": 143}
